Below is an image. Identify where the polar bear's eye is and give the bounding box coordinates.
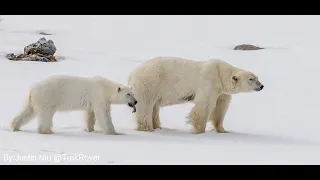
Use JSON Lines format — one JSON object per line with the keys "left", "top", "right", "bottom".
{"left": 127, "top": 93, "right": 130, "bottom": 96}
{"left": 249, "top": 78, "right": 253, "bottom": 81}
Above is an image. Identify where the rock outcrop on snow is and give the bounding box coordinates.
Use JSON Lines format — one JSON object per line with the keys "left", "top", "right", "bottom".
{"left": 6, "top": 37, "right": 57, "bottom": 62}
{"left": 234, "top": 44, "right": 264, "bottom": 51}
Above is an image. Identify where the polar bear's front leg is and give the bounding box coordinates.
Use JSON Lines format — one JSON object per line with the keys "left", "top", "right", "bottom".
{"left": 134, "top": 101, "right": 154, "bottom": 132}
{"left": 94, "top": 109, "right": 119, "bottom": 135}
{"left": 84, "top": 110, "right": 95, "bottom": 132}
{"left": 208, "top": 94, "right": 231, "bottom": 133}
{"left": 187, "top": 94, "right": 217, "bottom": 134}
{"left": 37, "top": 109, "right": 55, "bottom": 134}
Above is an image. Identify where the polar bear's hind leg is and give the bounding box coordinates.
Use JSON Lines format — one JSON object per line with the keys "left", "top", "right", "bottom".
{"left": 10, "top": 93, "right": 37, "bottom": 132}
{"left": 152, "top": 105, "right": 161, "bottom": 129}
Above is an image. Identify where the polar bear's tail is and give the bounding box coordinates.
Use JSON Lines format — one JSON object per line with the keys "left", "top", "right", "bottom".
{"left": 10, "top": 91, "right": 36, "bottom": 131}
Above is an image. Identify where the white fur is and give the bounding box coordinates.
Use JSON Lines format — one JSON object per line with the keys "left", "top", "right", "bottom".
{"left": 10, "top": 75, "right": 137, "bottom": 135}
{"left": 128, "top": 56, "right": 264, "bottom": 134}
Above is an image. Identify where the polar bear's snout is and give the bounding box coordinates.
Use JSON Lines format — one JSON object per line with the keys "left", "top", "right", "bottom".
{"left": 260, "top": 85, "right": 264, "bottom": 90}
{"left": 127, "top": 97, "right": 138, "bottom": 113}
{"left": 128, "top": 101, "right": 137, "bottom": 113}
{"left": 117, "top": 85, "right": 138, "bottom": 113}
{"left": 254, "top": 81, "right": 264, "bottom": 91}
{"left": 128, "top": 100, "right": 138, "bottom": 106}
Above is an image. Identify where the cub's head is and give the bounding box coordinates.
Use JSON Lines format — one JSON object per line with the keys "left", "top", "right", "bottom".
{"left": 231, "top": 71, "right": 264, "bottom": 94}
{"left": 116, "top": 86, "right": 138, "bottom": 113}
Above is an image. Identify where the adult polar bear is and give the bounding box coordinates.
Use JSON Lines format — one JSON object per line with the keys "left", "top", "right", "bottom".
{"left": 10, "top": 75, "right": 138, "bottom": 135}
{"left": 128, "top": 57, "right": 264, "bottom": 134}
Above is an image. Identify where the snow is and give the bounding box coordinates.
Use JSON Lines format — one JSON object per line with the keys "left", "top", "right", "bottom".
{"left": 0, "top": 15, "right": 320, "bottom": 165}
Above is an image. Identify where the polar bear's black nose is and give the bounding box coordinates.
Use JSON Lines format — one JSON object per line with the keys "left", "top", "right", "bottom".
{"left": 260, "top": 85, "right": 264, "bottom": 90}
{"left": 134, "top": 101, "right": 138, "bottom": 105}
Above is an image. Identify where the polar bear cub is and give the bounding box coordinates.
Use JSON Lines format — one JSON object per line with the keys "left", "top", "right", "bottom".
{"left": 128, "top": 56, "right": 264, "bottom": 134}
{"left": 10, "top": 75, "right": 138, "bottom": 135}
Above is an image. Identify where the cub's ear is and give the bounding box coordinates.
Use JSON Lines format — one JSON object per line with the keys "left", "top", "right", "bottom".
{"left": 117, "top": 86, "right": 122, "bottom": 92}
{"left": 232, "top": 75, "right": 238, "bottom": 81}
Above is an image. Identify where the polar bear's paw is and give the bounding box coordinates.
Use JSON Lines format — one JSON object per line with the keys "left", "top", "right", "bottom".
{"left": 212, "top": 127, "right": 230, "bottom": 133}
{"left": 10, "top": 122, "right": 21, "bottom": 132}
{"left": 114, "top": 132, "right": 125, "bottom": 135}
{"left": 135, "top": 126, "right": 154, "bottom": 132}
{"left": 135, "top": 123, "right": 154, "bottom": 132}
{"left": 152, "top": 124, "right": 162, "bottom": 130}
{"left": 83, "top": 127, "right": 94, "bottom": 132}
{"left": 191, "top": 128, "right": 206, "bottom": 134}
{"left": 104, "top": 130, "right": 124, "bottom": 135}
{"left": 38, "top": 129, "right": 53, "bottom": 134}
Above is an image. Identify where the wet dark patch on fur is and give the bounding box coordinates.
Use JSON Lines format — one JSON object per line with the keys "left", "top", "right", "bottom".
{"left": 157, "top": 98, "right": 163, "bottom": 104}
{"left": 180, "top": 93, "right": 195, "bottom": 101}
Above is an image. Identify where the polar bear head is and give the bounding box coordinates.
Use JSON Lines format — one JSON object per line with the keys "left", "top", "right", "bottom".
{"left": 230, "top": 71, "right": 264, "bottom": 94}
{"left": 115, "top": 86, "right": 138, "bottom": 112}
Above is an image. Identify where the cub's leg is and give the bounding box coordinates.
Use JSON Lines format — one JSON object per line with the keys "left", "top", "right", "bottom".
{"left": 37, "top": 108, "right": 56, "bottom": 134}
{"left": 93, "top": 106, "right": 120, "bottom": 135}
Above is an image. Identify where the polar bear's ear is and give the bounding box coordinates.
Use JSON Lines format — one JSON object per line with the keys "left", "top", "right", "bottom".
{"left": 232, "top": 76, "right": 238, "bottom": 81}
{"left": 117, "top": 86, "right": 122, "bottom": 92}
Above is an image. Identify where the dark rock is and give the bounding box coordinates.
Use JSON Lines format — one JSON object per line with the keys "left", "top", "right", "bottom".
{"left": 24, "top": 37, "right": 56, "bottom": 56}
{"left": 6, "top": 37, "right": 58, "bottom": 62}
{"left": 6, "top": 53, "right": 57, "bottom": 62}
{"left": 38, "top": 32, "right": 52, "bottom": 35}
{"left": 234, "top": 44, "right": 264, "bottom": 51}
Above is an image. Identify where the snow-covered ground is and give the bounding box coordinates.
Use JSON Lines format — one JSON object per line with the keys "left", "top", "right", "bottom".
{"left": 0, "top": 15, "right": 320, "bottom": 165}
